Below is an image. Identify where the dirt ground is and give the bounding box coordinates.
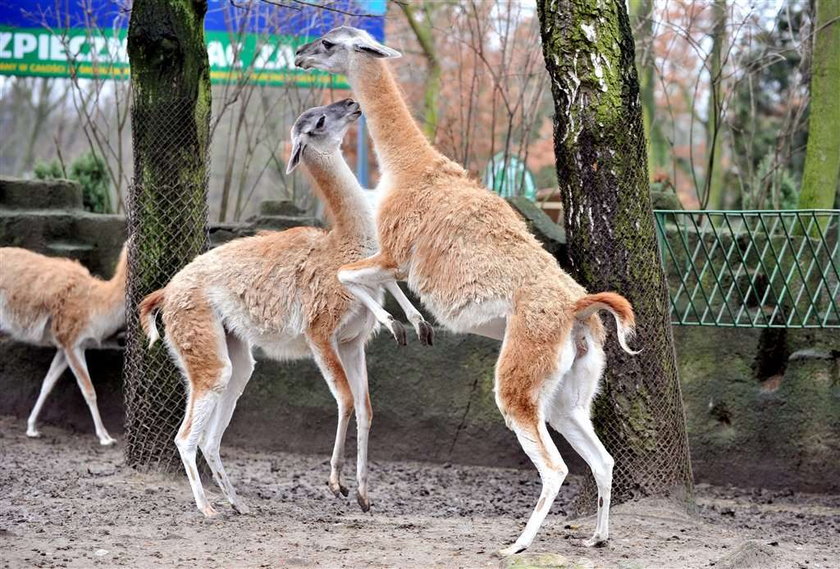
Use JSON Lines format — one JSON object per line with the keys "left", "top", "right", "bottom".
{"left": 1, "top": 417, "right": 838, "bottom": 569}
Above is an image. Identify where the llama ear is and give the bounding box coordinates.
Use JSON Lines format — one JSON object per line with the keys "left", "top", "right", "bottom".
{"left": 286, "top": 140, "right": 305, "bottom": 174}
{"left": 353, "top": 39, "right": 401, "bottom": 59}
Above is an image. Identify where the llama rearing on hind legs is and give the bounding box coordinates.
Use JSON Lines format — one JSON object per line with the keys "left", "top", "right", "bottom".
{"left": 295, "top": 27, "right": 639, "bottom": 555}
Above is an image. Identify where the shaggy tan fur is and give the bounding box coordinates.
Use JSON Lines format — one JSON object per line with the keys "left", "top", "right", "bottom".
{"left": 331, "top": 48, "right": 637, "bottom": 554}
{"left": 348, "top": 57, "right": 630, "bottom": 422}
{"left": 0, "top": 244, "right": 128, "bottom": 445}
{"left": 138, "top": 101, "right": 384, "bottom": 517}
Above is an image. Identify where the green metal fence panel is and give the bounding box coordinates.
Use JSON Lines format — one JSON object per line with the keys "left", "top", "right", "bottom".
{"left": 654, "top": 210, "right": 840, "bottom": 328}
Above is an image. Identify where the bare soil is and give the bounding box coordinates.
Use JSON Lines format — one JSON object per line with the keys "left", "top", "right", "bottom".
{"left": 1, "top": 416, "right": 838, "bottom": 569}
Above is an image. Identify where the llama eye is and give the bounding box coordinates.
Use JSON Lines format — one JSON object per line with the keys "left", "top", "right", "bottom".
{"left": 321, "top": 39, "right": 335, "bottom": 50}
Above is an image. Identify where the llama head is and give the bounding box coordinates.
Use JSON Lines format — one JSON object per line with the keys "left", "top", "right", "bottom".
{"left": 286, "top": 98, "right": 362, "bottom": 174}
{"left": 294, "top": 26, "right": 401, "bottom": 75}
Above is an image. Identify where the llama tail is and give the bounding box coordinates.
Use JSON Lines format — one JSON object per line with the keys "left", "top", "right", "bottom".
{"left": 139, "top": 289, "right": 165, "bottom": 347}
{"left": 573, "top": 292, "right": 639, "bottom": 355}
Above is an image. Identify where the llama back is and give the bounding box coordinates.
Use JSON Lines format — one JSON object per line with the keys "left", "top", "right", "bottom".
{"left": 0, "top": 248, "right": 92, "bottom": 344}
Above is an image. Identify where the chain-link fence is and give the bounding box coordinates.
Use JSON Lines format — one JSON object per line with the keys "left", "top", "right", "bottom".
{"left": 123, "top": 97, "right": 210, "bottom": 472}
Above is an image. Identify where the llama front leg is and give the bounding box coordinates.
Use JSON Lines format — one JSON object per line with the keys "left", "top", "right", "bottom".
{"left": 64, "top": 346, "right": 116, "bottom": 446}
{"left": 338, "top": 254, "right": 407, "bottom": 345}
{"left": 384, "top": 281, "right": 434, "bottom": 346}
{"left": 26, "top": 350, "right": 69, "bottom": 438}
{"left": 339, "top": 254, "right": 431, "bottom": 345}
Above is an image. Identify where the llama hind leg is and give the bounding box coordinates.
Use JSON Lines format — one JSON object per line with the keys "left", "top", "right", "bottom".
{"left": 168, "top": 315, "right": 231, "bottom": 517}
{"left": 338, "top": 338, "right": 373, "bottom": 511}
{"left": 65, "top": 346, "right": 115, "bottom": 446}
{"left": 496, "top": 330, "right": 575, "bottom": 556}
{"left": 199, "top": 333, "right": 255, "bottom": 514}
{"left": 308, "top": 333, "right": 354, "bottom": 500}
{"left": 549, "top": 344, "right": 613, "bottom": 546}
{"left": 498, "top": 416, "right": 568, "bottom": 556}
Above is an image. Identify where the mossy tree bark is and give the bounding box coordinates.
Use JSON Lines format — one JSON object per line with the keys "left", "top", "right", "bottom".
{"left": 798, "top": 0, "right": 840, "bottom": 213}
{"left": 536, "top": 0, "right": 693, "bottom": 504}
{"left": 124, "top": 0, "right": 211, "bottom": 470}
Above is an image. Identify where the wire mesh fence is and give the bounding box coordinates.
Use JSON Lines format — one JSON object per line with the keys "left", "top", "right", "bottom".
{"left": 655, "top": 210, "right": 840, "bottom": 328}
{"left": 123, "top": 97, "right": 210, "bottom": 472}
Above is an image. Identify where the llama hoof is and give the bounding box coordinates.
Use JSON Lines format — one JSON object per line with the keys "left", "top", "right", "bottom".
{"left": 232, "top": 501, "right": 250, "bottom": 515}
{"left": 497, "top": 543, "right": 527, "bottom": 557}
{"left": 200, "top": 504, "right": 219, "bottom": 518}
{"left": 99, "top": 436, "right": 117, "bottom": 446}
{"left": 389, "top": 320, "right": 407, "bottom": 346}
{"left": 329, "top": 480, "right": 349, "bottom": 497}
{"left": 26, "top": 428, "right": 42, "bottom": 438}
{"left": 356, "top": 491, "right": 370, "bottom": 512}
{"left": 583, "top": 535, "right": 608, "bottom": 548}
{"left": 417, "top": 320, "right": 434, "bottom": 346}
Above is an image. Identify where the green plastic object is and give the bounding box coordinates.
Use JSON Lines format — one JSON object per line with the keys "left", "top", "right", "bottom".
{"left": 483, "top": 153, "right": 537, "bottom": 201}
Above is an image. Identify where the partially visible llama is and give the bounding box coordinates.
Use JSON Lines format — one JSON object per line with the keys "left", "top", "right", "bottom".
{"left": 0, "top": 244, "right": 128, "bottom": 445}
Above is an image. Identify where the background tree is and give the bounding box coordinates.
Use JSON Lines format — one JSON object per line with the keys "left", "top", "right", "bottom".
{"left": 798, "top": 0, "right": 840, "bottom": 212}
{"left": 536, "top": 0, "right": 693, "bottom": 504}
{"left": 123, "top": 0, "right": 212, "bottom": 470}
{"left": 398, "top": 2, "right": 441, "bottom": 139}
{"left": 630, "top": 0, "right": 669, "bottom": 180}
{"left": 704, "top": 0, "right": 727, "bottom": 208}
{"left": 728, "top": 2, "right": 809, "bottom": 210}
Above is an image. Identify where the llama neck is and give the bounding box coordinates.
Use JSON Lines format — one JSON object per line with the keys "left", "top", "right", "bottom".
{"left": 91, "top": 245, "right": 128, "bottom": 323}
{"left": 304, "top": 151, "right": 376, "bottom": 243}
{"left": 349, "top": 58, "right": 438, "bottom": 177}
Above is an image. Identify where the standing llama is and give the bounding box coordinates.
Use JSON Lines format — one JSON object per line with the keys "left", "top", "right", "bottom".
{"left": 295, "top": 28, "right": 638, "bottom": 555}
{"left": 0, "top": 244, "right": 127, "bottom": 445}
{"left": 138, "top": 100, "right": 420, "bottom": 517}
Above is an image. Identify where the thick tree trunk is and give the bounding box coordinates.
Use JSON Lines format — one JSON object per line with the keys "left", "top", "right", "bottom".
{"left": 798, "top": 0, "right": 840, "bottom": 212}
{"left": 536, "top": 0, "right": 693, "bottom": 505}
{"left": 124, "top": 0, "right": 211, "bottom": 470}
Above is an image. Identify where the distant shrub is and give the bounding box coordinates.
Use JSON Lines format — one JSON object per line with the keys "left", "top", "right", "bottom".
{"left": 34, "top": 152, "right": 112, "bottom": 213}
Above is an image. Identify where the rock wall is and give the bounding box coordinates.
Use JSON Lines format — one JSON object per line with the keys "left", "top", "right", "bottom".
{"left": 1, "top": 177, "right": 837, "bottom": 492}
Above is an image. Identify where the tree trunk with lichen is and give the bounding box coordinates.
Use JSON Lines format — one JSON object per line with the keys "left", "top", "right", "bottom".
{"left": 123, "top": 0, "right": 211, "bottom": 470}
{"left": 536, "top": 0, "right": 693, "bottom": 506}
{"left": 798, "top": 0, "right": 840, "bottom": 214}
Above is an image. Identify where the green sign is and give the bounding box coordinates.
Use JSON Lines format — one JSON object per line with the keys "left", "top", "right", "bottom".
{"left": 0, "top": 27, "right": 345, "bottom": 87}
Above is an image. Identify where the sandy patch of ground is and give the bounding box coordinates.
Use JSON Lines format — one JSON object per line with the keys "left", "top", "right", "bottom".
{"left": 1, "top": 416, "right": 837, "bottom": 568}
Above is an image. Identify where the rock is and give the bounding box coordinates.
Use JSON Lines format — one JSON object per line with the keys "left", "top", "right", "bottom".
{"left": 259, "top": 200, "right": 304, "bottom": 217}
{"left": 0, "top": 176, "right": 83, "bottom": 211}
{"left": 506, "top": 196, "right": 567, "bottom": 262}
{"left": 714, "top": 540, "right": 777, "bottom": 569}
{"left": 650, "top": 190, "right": 682, "bottom": 210}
